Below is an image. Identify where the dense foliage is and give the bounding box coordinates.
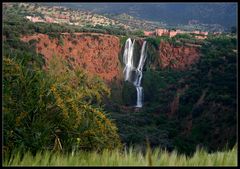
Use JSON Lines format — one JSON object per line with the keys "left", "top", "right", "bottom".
{"left": 3, "top": 55, "right": 121, "bottom": 154}
{"left": 174, "top": 35, "right": 237, "bottom": 153}
{"left": 3, "top": 6, "right": 122, "bottom": 156}
{"left": 108, "top": 34, "right": 237, "bottom": 155}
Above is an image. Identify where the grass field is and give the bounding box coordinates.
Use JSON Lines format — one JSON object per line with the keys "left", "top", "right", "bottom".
{"left": 3, "top": 145, "right": 237, "bottom": 166}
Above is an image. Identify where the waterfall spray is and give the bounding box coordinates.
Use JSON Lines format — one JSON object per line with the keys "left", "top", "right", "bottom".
{"left": 123, "top": 39, "right": 147, "bottom": 108}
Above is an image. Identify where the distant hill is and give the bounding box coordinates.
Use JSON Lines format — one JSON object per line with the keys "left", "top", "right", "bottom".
{"left": 43, "top": 3, "right": 237, "bottom": 29}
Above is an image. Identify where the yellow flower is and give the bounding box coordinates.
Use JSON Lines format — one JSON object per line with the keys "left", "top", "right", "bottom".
{"left": 16, "top": 116, "right": 21, "bottom": 126}
{"left": 20, "top": 112, "right": 28, "bottom": 118}
{"left": 51, "top": 85, "right": 56, "bottom": 92}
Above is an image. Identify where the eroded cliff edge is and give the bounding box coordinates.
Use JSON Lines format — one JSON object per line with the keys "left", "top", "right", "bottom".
{"left": 21, "top": 33, "right": 122, "bottom": 82}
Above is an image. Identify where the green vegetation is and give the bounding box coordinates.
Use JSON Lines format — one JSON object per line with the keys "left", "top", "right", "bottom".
{"left": 4, "top": 145, "right": 237, "bottom": 166}
{"left": 119, "top": 36, "right": 129, "bottom": 48}
{"left": 108, "top": 34, "right": 237, "bottom": 156}
{"left": 131, "top": 29, "right": 145, "bottom": 37}
{"left": 175, "top": 33, "right": 192, "bottom": 39}
{"left": 57, "top": 36, "right": 64, "bottom": 46}
{"left": 145, "top": 33, "right": 205, "bottom": 50}
{"left": 145, "top": 36, "right": 168, "bottom": 49}
{"left": 175, "top": 34, "right": 237, "bottom": 153}
{"left": 109, "top": 69, "right": 187, "bottom": 152}
{"left": 3, "top": 7, "right": 121, "bottom": 155}
{"left": 3, "top": 55, "right": 121, "bottom": 154}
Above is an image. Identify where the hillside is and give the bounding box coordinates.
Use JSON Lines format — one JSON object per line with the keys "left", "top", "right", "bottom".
{"left": 45, "top": 3, "right": 237, "bottom": 30}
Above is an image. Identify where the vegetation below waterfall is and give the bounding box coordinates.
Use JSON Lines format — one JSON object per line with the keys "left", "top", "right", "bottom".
{"left": 108, "top": 34, "right": 237, "bottom": 155}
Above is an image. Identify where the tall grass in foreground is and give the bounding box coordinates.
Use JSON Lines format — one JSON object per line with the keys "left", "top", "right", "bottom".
{"left": 4, "top": 145, "right": 237, "bottom": 166}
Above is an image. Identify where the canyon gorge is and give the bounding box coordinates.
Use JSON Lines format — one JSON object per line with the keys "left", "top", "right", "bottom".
{"left": 19, "top": 32, "right": 236, "bottom": 154}
{"left": 21, "top": 33, "right": 200, "bottom": 109}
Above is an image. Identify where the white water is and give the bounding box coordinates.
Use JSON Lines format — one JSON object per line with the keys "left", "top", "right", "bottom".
{"left": 123, "top": 38, "right": 135, "bottom": 82}
{"left": 134, "top": 41, "right": 147, "bottom": 87}
{"left": 136, "top": 86, "right": 143, "bottom": 108}
{"left": 123, "top": 39, "right": 147, "bottom": 108}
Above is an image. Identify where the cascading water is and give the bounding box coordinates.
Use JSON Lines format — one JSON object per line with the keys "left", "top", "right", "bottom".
{"left": 134, "top": 41, "right": 147, "bottom": 107}
{"left": 136, "top": 86, "right": 143, "bottom": 108}
{"left": 123, "top": 39, "right": 147, "bottom": 108}
{"left": 123, "top": 38, "right": 135, "bottom": 82}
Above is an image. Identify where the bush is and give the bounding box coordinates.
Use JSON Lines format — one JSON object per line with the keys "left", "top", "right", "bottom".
{"left": 145, "top": 37, "right": 161, "bottom": 49}
{"left": 57, "top": 36, "right": 64, "bottom": 46}
{"left": 174, "top": 33, "right": 192, "bottom": 39}
{"left": 3, "top": 55, "right": 122, "bottom": 155}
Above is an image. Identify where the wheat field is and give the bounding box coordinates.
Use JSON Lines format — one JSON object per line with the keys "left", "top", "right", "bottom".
{"left": 3, "top": 145, "right": 237, "bottom": 166}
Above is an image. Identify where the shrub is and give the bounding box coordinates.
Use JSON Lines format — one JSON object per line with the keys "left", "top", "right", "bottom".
{"left": 57, "top": 36, "right": 64, "bottom": 46}
{"left": 174, "top": 33, "right": 192, "bottom": 39}
{"left": 3, "top": 55, "right": 122, "bottom": 155}
{"left": 145, "top": 37, "right": 161, "bottom": 49}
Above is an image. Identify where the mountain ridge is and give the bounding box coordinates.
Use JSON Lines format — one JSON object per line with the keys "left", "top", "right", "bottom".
{"left": 42, "top": 3, "right": 237, "bottom": 29}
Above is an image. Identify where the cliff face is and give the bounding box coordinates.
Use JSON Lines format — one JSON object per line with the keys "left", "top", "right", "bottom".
{"left": 157, "top": 42, "right": 200, "bottom": 70}
{"left": 21, "top": 33, "right": 121, "bottom": 82}
{"left": 21, "top": 34, "right": 200, "bottom": 82}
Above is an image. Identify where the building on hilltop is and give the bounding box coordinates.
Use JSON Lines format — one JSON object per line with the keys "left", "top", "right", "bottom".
{"left": 144, "top": 31, "right": 155, "bottom": 36}
{"left": 26, "top": 16, "right": 45, "bottom": 23}
{"left": 45, "top": 16, "right": 55, "bottom": 23}
{"left": 155, "top": 28, "right": 169, "bottom": 36}
{"left": 144, "top": 27, "right": 209, "bottom": 39}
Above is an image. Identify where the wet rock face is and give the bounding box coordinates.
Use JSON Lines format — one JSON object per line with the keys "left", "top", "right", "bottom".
{"left": 21, "top": 33, "right": 121, "bottom": 82}
{"left": 158, "top": 42, "right": 200, "bottom": 70}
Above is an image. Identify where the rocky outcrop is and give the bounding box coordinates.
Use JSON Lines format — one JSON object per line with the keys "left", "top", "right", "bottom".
{"left": 158, "top": 42, "right": 200, "bottom": 70}
{"left": 21, "top": 33, "right": 122, "bottom": 82}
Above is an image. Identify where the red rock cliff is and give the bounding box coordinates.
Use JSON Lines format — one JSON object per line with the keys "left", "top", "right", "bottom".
{"left": 158, "top": 41, "right": 200, "bottom": 70}
{"left": 21, "top": 33, "right": 121, "bottom": 82}
{"left": 20, "top": 34, "right": 200, "bottom": 82}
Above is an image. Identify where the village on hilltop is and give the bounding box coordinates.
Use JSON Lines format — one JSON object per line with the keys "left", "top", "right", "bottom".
{"left": 144, "top": 28, "right": 211, "bottom": 39}
{"left": 25, "top": 13, "right": 221, "bottom": 39}
{"left": 16, "top": 2, "right": 223, "bottom": 39}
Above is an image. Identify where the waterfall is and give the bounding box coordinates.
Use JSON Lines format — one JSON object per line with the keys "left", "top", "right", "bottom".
{"left": 123, "top": 38, "right": 135, "bottom": 82}
{"left": 123, "top": 39, "right": 147, "bottom": 108}
{"left": 134, "top": 41, "right": 147, "bottom": 87}
{"left": 136, "top": 86, "right": 143, "bottom": 108}
{"left": 134, "top": 41, "right": 147, "bottom": 107}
